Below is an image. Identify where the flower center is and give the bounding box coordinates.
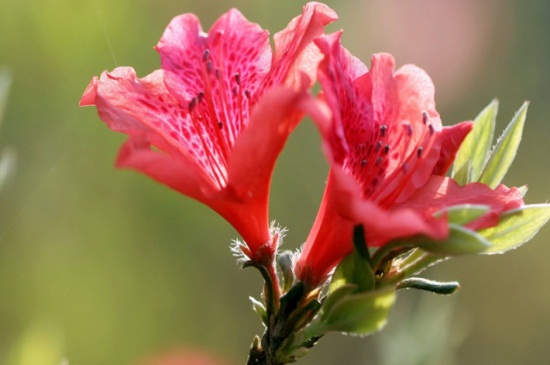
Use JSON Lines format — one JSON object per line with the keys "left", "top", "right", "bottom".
{"left": 345, "top": 111, "right": 436, "bottom": 207}
{"left": 184, "top": 45, "right": 254, "bottom": 189}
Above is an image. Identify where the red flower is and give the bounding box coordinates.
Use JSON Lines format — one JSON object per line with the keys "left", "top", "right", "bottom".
{"left": 294, "top": 33, "right": 524, "bottom": 287}
{"left": 80, "top": 3, "right": 337, "bottom": 262}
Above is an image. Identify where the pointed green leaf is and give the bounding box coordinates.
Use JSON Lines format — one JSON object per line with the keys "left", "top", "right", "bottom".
{"left": 452, "top": 99, "right": 498, "bottom": 184}
{"left": 249, "top": 296, "right": 268, "bottom": 326}
{"left": 397, "top": 277, "right": 460, "bottom": 295}
{"left": 479, "top": 102, "right": 528, "bottom": 188}
{"left": 322, "top": 284, "right": 357, "bottom": 320}
{"left": 480, "top": 204, "right": 550, "bottom": 254}
{"left": 329, "top": 249, "right": 375, "bottom": 294}
{"left": 417, "top": 223, "right": 490, "bottom": 255}
{"left": 321, "top": 288, "right": 396, "bottom": 336}
{"left": 435, "top": 204, "right": 490, "bottom": 226}
{"left": 277, "top": 251, "right": 295, "bottom": 292}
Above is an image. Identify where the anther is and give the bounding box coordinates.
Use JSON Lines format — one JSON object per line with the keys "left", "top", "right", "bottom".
{"left": 376, "top": 157, "right": 383, "bottom": 166}
{"left": 244, "top": 90, "right": 251, "bottom": 99}
{"left": 215, "top": 69, "right": 221, "bottom": 79}
{"left": 206, "top": 61, "right": 213, "bottom": 74}
{"left": 384, "top": 145, "right": 390, "bottom": 155}
{"left": 202, "top": 49, "right": 210, "bottom": 62}
{"left": 417, "top": 147, "right": 423, "bottom": 158}
{"left": 361, "top": 159, "right": 367, "bottom": 167}
{"left": 375, "top": 141, "right": 382, "bottom": 152}
{"left": 188, "top": 97, "right": 198, "bottom": 112}
{"left": 405, "top": 124, "right": 413, "bottom": 137}
{"left": 218, "top": 121, "right": 223, "bottom": 129}
{"left": 380, "top": 125, "right": 387, "bottom": 137}
{"left": 422, "top": 112, "right": 428, "bottom": 124}
{"left": 197, "top": 91, "right": 204, "bottom": 103}
{"left": 429, "top": 124, "right": 435, "bottom": 136}
{"left": 235, "top": 73, "right": 241, "bottom": 85}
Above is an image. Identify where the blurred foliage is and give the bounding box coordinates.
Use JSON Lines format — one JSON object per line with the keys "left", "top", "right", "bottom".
{"left": 0, "top": 0, "right": 549, "bottom": 364}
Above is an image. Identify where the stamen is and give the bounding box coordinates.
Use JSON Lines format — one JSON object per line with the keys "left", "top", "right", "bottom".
{"left": 380, "top": 125, "right": 387, "bottom": 137}
{"left": 375, "top": 141, "right": 382, "bottom": 152}
{"left": 188, "top": 97, "right": 198, "bottom": 112}
{"left": 376, "top": 157, "right": 383, "bottom": 166}
{"left": 361, "top": 159, "right": 367, "bottom": 167}
{"left": 405, "top": 124, "right": 413, "bottom": 137}
{"left": 215, "top": 69, "right": 221, "bottom": 79}
{"left": 218, "top": 121, "right": 223, "bottom": 129}
{"left": 429, "top": 124, "right": 435, "bottom": 136}
{"left": 235, "top": 73, "right": 241, "bottom": 85}
{"left": 384, "top": 145, "right": 390, "bottom": 155}
{"left": 244, "top": 90, "right": 251, "bottom": 99}
{"left": 422, "top": 112, "right": 428, "bottom": 124}
{"left": 417, "top": 147, "right": 423, "bottom": 158}
{"left": 206, "top": 61, "right": 213, "bottom": 74}
{"left": 202, "top": 49, "right": 210, "bottom": 62}
{"left": 197, "top": 91, "right": 204, "bottom": 103}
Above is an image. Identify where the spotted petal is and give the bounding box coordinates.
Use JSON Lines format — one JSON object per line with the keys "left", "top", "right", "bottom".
{"left": 295, "top": 34, "right": 524, "bottom": 287}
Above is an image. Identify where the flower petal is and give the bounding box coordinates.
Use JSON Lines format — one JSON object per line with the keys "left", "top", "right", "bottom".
{"left": 400, "top": 175, "right": 524, "bottom": 230}
{"left": 80, "top": 67, "right": 226, "bottom": 189}
{"left": 116, "top": 135, "right": 213, "bottom": 201}
{"left": 294, "top": 176, "right": 354, "bottom": 287}
{"left": 261, "top": 2, "right": 338, "bottom": 91}
{"left": 157, "top": 10, "right": 271, "bottom": 106}
{"left": 227, "top": 86, "right": 311, "bottom": 200}
{"left": 329, "top": 165, "right": 449, "bottom": 246}
{"left": 432, "top": 121, "right": 473, "bottom": 176}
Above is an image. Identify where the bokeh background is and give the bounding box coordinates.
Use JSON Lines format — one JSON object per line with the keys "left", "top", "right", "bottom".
{"left": 0, "top": 0, "right": 549, "bottom": 364}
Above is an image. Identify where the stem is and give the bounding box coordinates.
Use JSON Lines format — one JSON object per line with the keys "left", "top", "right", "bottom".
{"left": 266, "top": 260, "right": 282, "bottom": 313}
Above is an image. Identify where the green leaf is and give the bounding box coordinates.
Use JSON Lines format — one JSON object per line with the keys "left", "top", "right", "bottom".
{"left": 435, "top": 204, "right": 490, "bottom": 226}
{"left": 480, "top": 204, "right": 550, "bottom": 254}
{"left": 479, "top": 102, "right": 528, "bottom": 188}
{"left": 397, "top": 277, "right": 460, "bottom": 295}
{"left": 452, "top": 99, "right": 498, "bottom": 184}
{"left": 329, "top": 249, "right": 375, "bottom": 294}
{"left": 417, "top": 223, "right": 490, "bottom": 255}
{"left": 322, "top": 284, "right": 357, "bottom": 323}
{"left": 277, "top": 250, "right": 295, "bottom": 292}
{"left": 320, "top": 288, "right": 396, "bottom": 336}
{"left": 249, "top": 296, "right": 268, "bottom": 326}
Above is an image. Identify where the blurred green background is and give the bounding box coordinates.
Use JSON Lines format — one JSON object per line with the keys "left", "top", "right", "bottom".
{"left": 0, "top": 0, "right": 549, "bottom": 364}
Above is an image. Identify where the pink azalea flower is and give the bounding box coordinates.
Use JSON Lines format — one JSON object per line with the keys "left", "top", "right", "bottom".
{"left": 294, "top": 33, "right": 524, "bottom": 287}
{"left": 80, "top": 3, "right": 337, "bottom": 262}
